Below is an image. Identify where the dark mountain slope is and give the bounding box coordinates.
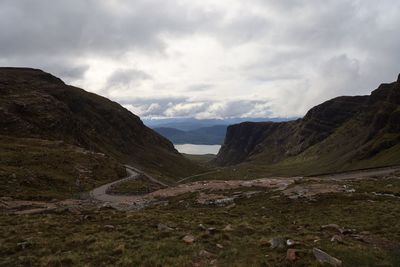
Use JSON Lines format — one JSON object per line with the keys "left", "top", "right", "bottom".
{"left": 215, "top": 75, "right": 400, "bottom": 175}
{"left": 154, "top": 125, "right": 226, "bottom": 145}
{"left": 0, "top": 68, "right": 202, "bottom": 183}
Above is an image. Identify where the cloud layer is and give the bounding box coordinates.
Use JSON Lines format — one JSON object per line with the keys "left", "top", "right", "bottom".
{"left": 1, "top": 0, "right": 399, "bottom": 118}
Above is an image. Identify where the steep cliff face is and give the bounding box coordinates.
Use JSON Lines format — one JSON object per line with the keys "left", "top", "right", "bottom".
{"left": 0, "top": 68, "right": 201, "bottom": 180}
{"left": 215, "top": 75, "right": 400, "bottom": 173}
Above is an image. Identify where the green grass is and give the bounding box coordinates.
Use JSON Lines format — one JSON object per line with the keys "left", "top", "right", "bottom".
{"left": 1, "top": 177, "right": 400, "bottom": 266}
{"left": 182, "top": 153, "right": 216, "bottom": 164}
{"left": 0, "top": 135, "right": 126, "bottom": 200}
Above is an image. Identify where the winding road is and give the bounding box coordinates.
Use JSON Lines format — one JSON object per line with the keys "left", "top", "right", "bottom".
{"left": 89, "top": 165, "right": 400, "bottom": 206}
{"left": 89, "top": 168, "right": 140, "bottom": 203}
{"left": 89, "top": 165, "right": 168, "bottom": 204}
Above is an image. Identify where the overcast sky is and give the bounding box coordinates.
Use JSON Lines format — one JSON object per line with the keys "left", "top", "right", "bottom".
{"left": 1, "top": 0, "right": 399, "bottom": 119}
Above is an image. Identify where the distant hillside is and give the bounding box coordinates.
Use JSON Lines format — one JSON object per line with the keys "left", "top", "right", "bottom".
{"left": 144, "top": 117, "right": 293, "bottom": 131}
{"left": 0, "top": 68, "right": 203, "bottom": 198}
{"left": 215, "top": 74, "right": 400, "bottom": 175}
{"left": 154, "top": 125, "right": 226, "bottom": 145}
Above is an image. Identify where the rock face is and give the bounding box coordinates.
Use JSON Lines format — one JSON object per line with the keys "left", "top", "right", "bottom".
{"left": 0, "top": 68, "right": 200, "bottom": 178}
{"left": 215, "top": 74, "right": 400, "bottom": 174}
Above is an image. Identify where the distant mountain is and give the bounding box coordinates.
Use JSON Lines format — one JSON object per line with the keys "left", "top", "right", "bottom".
{"left": 215, "top": 74, "right": 400, "bottom": 175}
{"left": 144, "top": 117, "right": 293, "bottom": 131}
{"left": 154, "top": 125, "right": 227, "bottom": 145}
{"left": 0, "top": 68, "right": 203, "bottom": 199}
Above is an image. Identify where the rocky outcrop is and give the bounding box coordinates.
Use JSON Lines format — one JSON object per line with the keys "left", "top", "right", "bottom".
{"left": 215, "top": 74, "right": 400, "bottom": 173}
{"left": 215, "top": 96, "right": 367, "bottom": 166}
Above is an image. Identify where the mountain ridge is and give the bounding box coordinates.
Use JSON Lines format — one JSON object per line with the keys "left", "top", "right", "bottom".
{"left": 214, "top": 75, "right": 400, "bottom": 175}
{"left": 0, "top": 68, "right": 203, "bottom": 184}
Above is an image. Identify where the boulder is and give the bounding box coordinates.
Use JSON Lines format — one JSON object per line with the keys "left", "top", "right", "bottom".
{"left": 206, "top": 227, "right": 218, "bottom": 235}
{"left": 157, "top": 223, "right": 173, "bottom": 232}
{"left": 104, "top": 225, "right": 115, "bottom": 230}
{"left": 17, "top": 241, "right": 32, "bottom": 250}
{"left": 182, "top": 235, "right": 196, "bottom": 244}
{"left": 270, "top": 237, "right": 286, "bottom": 249}
{"left": 313, "top": 248, "right": 342, "bottom": 267}
{"left": 198, "top": 249, "right": 215, "bottom": 259}
{"left": 223, "top": 224, "right": 234, "bottom": 232}
{"left": 286, "top": 249, "right": 298, "bottom": 261}
{"left": 331, "top": 235, "right": 344, "bottom": 244}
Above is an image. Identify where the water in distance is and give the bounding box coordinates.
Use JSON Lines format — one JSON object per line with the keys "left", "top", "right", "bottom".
{"left": 174, "top": 144, "right": 221, "bottom": 155}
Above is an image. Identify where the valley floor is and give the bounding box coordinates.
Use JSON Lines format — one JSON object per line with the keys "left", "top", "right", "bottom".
{"left": 1, "top": 167, "right": 400, "bottom": 266}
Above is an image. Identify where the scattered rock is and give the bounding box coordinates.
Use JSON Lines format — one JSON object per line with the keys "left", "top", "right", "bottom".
{"left": 157, "top": 223, "right": 173, "bottom": 232}
{"left": 113, "top": 244, "right": 125, "bottom": 254}
{"left": 17, "top": 241, "right": 32, "bottom": 250}
{"left": 13, "top": 207, "right": 57, "bottom": 215}
{"left": 286, "top": 249, "right": 298, "bottom": 261}
{"left": 340, "top": 228, "right": 355, "bottom": 235}
{"left": 198, "top": 249, "right": 214, "bottom": 258}
{"left": 223, "top": 224, "right": 234, "bottom": 232}
{"left": 360, "top": 231, "right": 371, "bottom": 235}
{"left": 104, "top": 224, "right": 115, "bottom": 230}
{"left": 216, "top": 243, "right": 224, "bottom": 249}
{"left": 238, "top": 223, "right": 255, "bottom": 234}
{"left": 196, "top": 193, "right": 235, "bottom": 206}
{"left": 213, "top": 197, "right": 235, "bottom": 206}
{"left": 225, "top": 203, "right": 236, "bottom": 209}
{"left": 83, "top": 215, "right": 93, "bottom": 220}
{"left": 182, "top": 235, "right": 196, "bottom": 244}
{"left": 331, "top": 235, "right": 344, "bottom": 244}
{"left": 66, "top": 206, "right": 82, "bottom": 215}
{"left": 286, "top": 239, "right": 296, "bottom": 247}
{"left": 99, "top": 203, "right": 117, "bottom": 210}
{"left": 321, "top": 224, "right": 341, "bottom": 232}
{"left": 270, "top": 237, "right": 286, "bottom": 249}
{"left": 259, "top": 238, "right": 270, "bottom": 246}
{"left": 206, "top": 227, "right": 218, "bottom": 235}
{"left": 321, "top": 224, "right": 354, "bottom": 235}
{"left": 350, "top": 234, "right": 369, "bottom": 243}
{"left": 313, "top": 248, "right": 342, "bottom": 267}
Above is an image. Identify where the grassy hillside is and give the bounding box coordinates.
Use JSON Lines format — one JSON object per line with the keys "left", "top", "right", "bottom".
{"left": 0, "top": 135, "right": 126, "bottom": 200}
{"left": 0, "top": 68, "right": 205, "bottom": 184}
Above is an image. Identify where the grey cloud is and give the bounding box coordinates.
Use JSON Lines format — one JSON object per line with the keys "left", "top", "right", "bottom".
{"left": 46, "top": 64, "right": 89, "bottom": 81}
{"left": 106, "top": 68, "right": 152, "bottom": 88}
{"left": 1, "top": 0, "right": 399, "bottom": 119}
{"left": 186, "top": 84, "right": 214, "bottom": 92}
{"left": 0, "top": 54, "right": 89, "bottom": 82}
{"left": 0, "top": 0, "right": 218, "bottom": 57}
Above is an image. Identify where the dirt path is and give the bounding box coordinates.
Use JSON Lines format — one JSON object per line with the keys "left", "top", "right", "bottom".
{"left": 89, "top": 165, "right": 400, "bottom": 208}
{"left": 315, "top": 166, "right": 400, "bottom": 180}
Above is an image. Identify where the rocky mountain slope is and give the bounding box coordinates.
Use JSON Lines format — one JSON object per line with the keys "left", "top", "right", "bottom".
{"left": 215, "top": 74, "right": 400, "bottom": 175}
{"left": 0, "top": 68, "right": 202, "bottom": 196}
